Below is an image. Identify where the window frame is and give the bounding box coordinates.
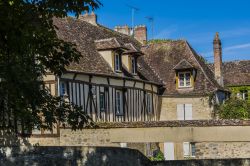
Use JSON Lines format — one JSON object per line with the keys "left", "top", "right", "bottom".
{"left": 114, "top": 53, "right": 121, "bottom": 72}
{"left": 183, "top": 142, "right": 195, "bottom": 158}
{"left": 241, "top": 90, "right": 248, "bottom": 100}
{"left": 99, "top": 92, "right": 106, "bottom": 112}
{"left": 131, "top": 56, "right": 137, "bottom": 74}
{"left": 178, "top": 71, "right": 192, "bottom": 88}
{"left": 115, "top": 89, "right": 124, "bottom": 116}
{"left": 146, "top": 92, "right": 153, "bottom": 113}
{"left": 177, "top": 104, "right": 192, "bottom": 120}
{"left": 59, "top": 81, "right": 67, "bottom": 96}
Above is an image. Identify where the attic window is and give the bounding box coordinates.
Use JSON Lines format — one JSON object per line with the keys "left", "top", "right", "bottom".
{"left": 178, "top": 71, "right": 192, "bottom": 88}
{"left": 131, "top": 56, "right": 137, "bottom": 74}
{"left": 114, "top": 53, "right": 121, "bottom": 71}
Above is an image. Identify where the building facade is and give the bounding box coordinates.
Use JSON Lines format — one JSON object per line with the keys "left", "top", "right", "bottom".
{"left": 34, "top": 13, "right": 250, "bottom": 160}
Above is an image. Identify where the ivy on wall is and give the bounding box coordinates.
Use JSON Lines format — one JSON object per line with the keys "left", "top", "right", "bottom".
{"left": 228, "top": 85, "right": 250, "bottom": 103}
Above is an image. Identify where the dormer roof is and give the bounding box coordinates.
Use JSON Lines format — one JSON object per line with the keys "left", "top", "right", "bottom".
{"left": 123, "top": 43, "right": 143, "bottom": 55}
{"left": 94, "top": 37, "right": 127, "bottom": 51}
{"left": 173, "top": 59, "right": 195, "bottom": 70}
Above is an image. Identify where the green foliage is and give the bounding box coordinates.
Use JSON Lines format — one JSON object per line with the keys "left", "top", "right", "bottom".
{"left": 0, "top": 0, "right": 101, "bottom": 133}
{"left": 219, "top": 97, "right": 250, "bottom": 119}
{"left": 149, "top": 150, "right": 165, "bottom": 161}
{"left": 229, "top": 86, "right": 250, "bottom": 103}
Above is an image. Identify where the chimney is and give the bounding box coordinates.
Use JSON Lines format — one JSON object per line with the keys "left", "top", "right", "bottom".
{"left": 134, "top": 25, "right": 147, "bottom": 45}
{"left": 79, "top": 11, "right": 97, "bottom": 25}
{"left": 213, "top": 32, "right": 224, "bottom": 87}
{"left": 114, "top": 25, "right": 131, "bottom": 36}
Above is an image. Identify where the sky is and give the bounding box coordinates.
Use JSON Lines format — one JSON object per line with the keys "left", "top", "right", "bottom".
{"left": 94, "top": 0, "right": 250, "bottom": 62}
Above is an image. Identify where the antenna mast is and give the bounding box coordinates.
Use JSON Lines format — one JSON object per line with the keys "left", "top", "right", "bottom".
{"left": 145, "top": 16, "right": 154, "bottom": 39}
{"left": 126, "top": 4, "right": 139, "bottom": 34}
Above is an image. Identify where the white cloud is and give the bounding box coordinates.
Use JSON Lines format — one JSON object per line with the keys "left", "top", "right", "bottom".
{"left": 224, "top": 43, "right": 250, "bottom": 51}
{"left": 154, "top": 25, "right": 178, "bottom": 39}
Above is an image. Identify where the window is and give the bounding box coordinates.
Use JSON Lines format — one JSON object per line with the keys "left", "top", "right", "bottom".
{"left": 115, "top": 90, "right": 123, "bottom": 115}
{"left": 99, "top": 92, "right": 106, "bottom": 112}
{"left": 241, "top": 90, "right": 248, "bottom": 100}
{"left": 131, "top": 57, "right": 136, "bottom": 74}
{"left": 120, "top": 143, "right": 127, "bottom": 148}
{"left": 177, "top": 104, "right": 192, "bottom": 120}
{"left": 183, "top": 142, "right": 195, "bottom": 157}
{"left": 114, "top": 53, "right": 121, "bottom": 71}
{"left": 178, "top": 72, "right": 192, "bottom": 88}
{"left": 60, "top": 82, "right": 67, "bottom": 96}
{"left": 146, "top": 93, "right": 152, "bottom": 113}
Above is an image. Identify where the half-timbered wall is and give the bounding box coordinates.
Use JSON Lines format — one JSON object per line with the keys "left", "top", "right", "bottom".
{"left": 60, "top": 74, "right": 159, "bottom": 122}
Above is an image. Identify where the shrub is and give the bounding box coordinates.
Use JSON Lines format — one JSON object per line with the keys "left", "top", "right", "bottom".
{"left": 149, "top": 150, "right": 165, "bottom": 161}
{"left": 219, "top": 97, "right": 250, "bottom": 119}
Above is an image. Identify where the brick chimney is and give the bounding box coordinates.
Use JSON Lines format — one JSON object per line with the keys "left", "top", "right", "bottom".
{"left": 134, "top": 25, "right": 147, "bottom": 45}
{"left": 114, "top": 25, "right": 132, "bottom": 36}
{"left": 213, "top": 32, "right": 224, "bottom": 87}
{"left": 79, "top": 11, "right": 97, "bottom": 25}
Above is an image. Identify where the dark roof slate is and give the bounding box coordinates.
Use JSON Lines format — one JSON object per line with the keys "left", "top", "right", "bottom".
{"left": 208, "top": 60, "right": 250, "bottom": 86}
{"left": 173, "top": 59, "right": 194, "bottom": 70}
{"left": 53, "top": 17, "right": 162, "bottom": 84}
{"left": 94, "top": 38, "right": 125, "bottom": 50}
{"left": 141, "top": 40, "right": 224, "bottom": 96}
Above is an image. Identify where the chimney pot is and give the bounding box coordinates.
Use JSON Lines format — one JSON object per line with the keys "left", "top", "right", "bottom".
{"left": 79, "top": 12, "right": 97, "bottom": 25}
{"left": 213, "top": 32, "right": 224, "bottom": 87}
{"left": 134, "top": 25, "right": 147, "bottom": 45}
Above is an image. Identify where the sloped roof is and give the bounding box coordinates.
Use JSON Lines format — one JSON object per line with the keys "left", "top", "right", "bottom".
{"left": 123, "top": 43, "right": 142, "bottom": 54}
{"left": 208, "top": 60, "right": 250, "bottom": 86}
{"left": 141, "top": 40, "right": 224, "bottom": 96}
{"left": 53, "top": 17, "right": 163, "bottom": 85}
{"left": 173, "top": 59, "right": 194, "bottom": 70}
{"left": 94, "top": 38, "right": 126, "bottom": 50}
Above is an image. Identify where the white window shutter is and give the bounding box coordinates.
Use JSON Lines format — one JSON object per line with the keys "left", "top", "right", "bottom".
{"left": 185, "top": 104, "right": 193, "bottom": 120}
{"left": 177, "top": 104, "right": 184, "bottom": 120}
{"left": 183, "top": 142, "right": 190, "bottom": 157}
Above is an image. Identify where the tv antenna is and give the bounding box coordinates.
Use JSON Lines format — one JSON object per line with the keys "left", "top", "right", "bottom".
{"left": 145, "top": 16, "right": 154, "bottom": 39}
{"left": 126, "top": 4, "right": 139, "bottom": 33}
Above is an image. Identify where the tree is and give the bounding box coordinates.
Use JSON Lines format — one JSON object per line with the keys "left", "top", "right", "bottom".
{"left": 0, "top": 0, "right": 101, "bottom": 133}
{"left": 219, "top": 97, "right": 250, "bottom": 119}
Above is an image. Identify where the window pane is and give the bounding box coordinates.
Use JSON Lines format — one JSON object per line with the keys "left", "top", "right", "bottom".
{"left": 185, "top": 73, "right": 191, "bottom": 86}
{"left": 60, "top": 82, "right": 66, "bottom": 96}
{"left": 179, "top": 79, "right": 184, "bottom": 86}
{"left": 131, "top": 57, "right": 136, "bottom": 74}
{"left": 115, "top": 54, "right": 120, "bottom": 71}
{"left": 191, "top": 143, "right": 196, "bottom": 156}
{"left": 146, "top": 93, "right": 152, "bottom": 113}
{"left": 116, "top": 90, "right": 123, "bottom": 115}
{"left": 100, "top": 93, "right": 105, "bottom": 112}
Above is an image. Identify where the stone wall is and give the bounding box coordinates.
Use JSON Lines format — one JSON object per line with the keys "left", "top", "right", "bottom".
{"left": 1, "top": 146, "right": 250, "bottom": 166}
{"left": 195, "top": 142, "right": 250, "bottom": 159}
{"left": 153, "top": 159, "right": 250, "bottom": 166}
{"left": 0, "top": 146, "right": 151, "bottom": 166}
{"left": 160, "top": 97, "right": 213, "bottom": 120}
{"left": 2, "top": 120, "right": 250, "bottom": 160}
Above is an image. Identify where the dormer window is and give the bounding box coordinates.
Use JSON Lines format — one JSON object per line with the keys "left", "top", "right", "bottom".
{"left": 178, "top": 71, "right": 192, "bottom": 88}
{"left": 173, "top": 59, "right": 195, "bottom": 89}
{"left": 131, "top": 56, "right": 137, "bottom": 74}
{"left": 114, "top": 53, "right": 121, "bottom": 71}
